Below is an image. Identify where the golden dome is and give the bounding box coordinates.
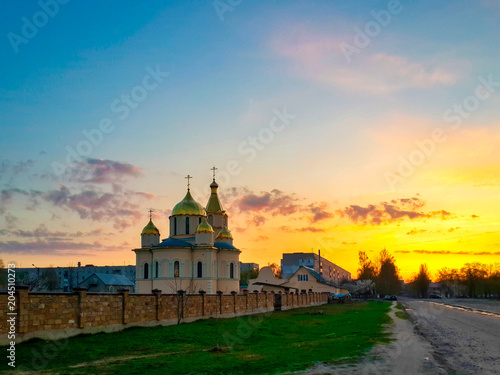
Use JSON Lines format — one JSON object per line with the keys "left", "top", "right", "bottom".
{"left": 216, "top": 226, "right": 233, "bottom": 239}
{"left": 141, "top": 219, "right": 160, "bottom": 235}
{"left": 196, "top": 217, "right": 214, "bottom": 233}
{"left": 172, "top": 190, "right": 207, "bottom": 216}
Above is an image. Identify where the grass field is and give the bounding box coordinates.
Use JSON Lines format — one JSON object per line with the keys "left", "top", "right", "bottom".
{"left": 3, "top": 301, "right": 392, "bottom": 374}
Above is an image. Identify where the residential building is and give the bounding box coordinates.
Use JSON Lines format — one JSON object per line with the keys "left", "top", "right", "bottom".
{"left": 281, "top": 252, "right": 351, "bottom": 285}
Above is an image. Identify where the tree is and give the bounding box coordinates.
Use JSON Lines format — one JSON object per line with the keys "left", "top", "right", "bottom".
{"left": 436, "top": 267, "right": 461, "bottom": 297}
{"left": 267, "top": 263, "right": 282, "bottom": 279}
{"left": 351, "top": 279, "right": 376, "bottom": 298}
{"left": 357, "top": 251, "right": 377, "bottom": 280}
{"left": 412, "top": 264, "right": 431, "bottom": 298}
{"left": 460, "top": 263, "right": 488, "bottom": 298}
{"left": 240, "top": 268, "right": 259, "bottom": 287}
{"left": 376, "top": 249, "right": 401, "bottom": 296}
{"left": 42, "top": 267, "right": 59, "bottom": 291}
{"left": 17, "top": 271, "right": 47, "bottom": 291}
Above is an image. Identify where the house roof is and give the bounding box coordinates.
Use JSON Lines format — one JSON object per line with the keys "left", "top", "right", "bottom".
{"left": 80, "top": 273, "right": 134, "bottom": 286}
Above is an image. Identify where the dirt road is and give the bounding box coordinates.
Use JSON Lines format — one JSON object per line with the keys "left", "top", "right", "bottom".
{"left": 402, "top": 298, "right": 500, "bottom": 374}
{"left": 300, "top": 299, "right": 500, "bottom": 375}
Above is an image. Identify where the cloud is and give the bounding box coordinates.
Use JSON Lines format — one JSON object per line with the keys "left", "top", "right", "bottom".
{"left": 408, "top": 250, "right": 500, "bottom": 256}
{"left": 251, "top": 215, "right": 266, "bottom": 226}
{"left": 0, "top": 239, "right": 124, "bottom": 255}
{"left": 271, "top": 29, "right": 458, "bottom": 94}
{"left": 447, "top": 227, "right": 461, "bottom": 233}
{"left": 342, "top": 241, "right": 358, "bottom": 245}
{"left": 232, "top": 188, "right": 300, "bottom": 217}
{"left": 471, "top": 214, "right": 480, "bottom": 219}
{"left": 279, "top": 225, "right": 325, "bottom": 233}
{"left": 0, "top": 159, "right": 36, "bottom": 182}
{"left": 337, "top": 197, "right": 454, "bottom": 225}
{"left": 42, "top": 185, "right": 143, "bottom": 229}
{"left": 337, "top": 197, "right": 426, "bottom": 225}
{"left": 308, "top": 202, "right": 333, "bottom": 223}
{"left": 60, "top": 158, "right": 141, "bottom": 184}
{"left": 407, "top": 229, "right": 428, "bottom": 235}
{"left": 4, "top": 224, "right": 104, "bottom": 241}
{"left": 254, "top": 235, "right": 269, "bottom": 242}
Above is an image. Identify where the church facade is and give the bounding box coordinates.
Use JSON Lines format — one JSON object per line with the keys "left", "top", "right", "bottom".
{"left": 133, "top": 174, "right": 241, "bottom": 294}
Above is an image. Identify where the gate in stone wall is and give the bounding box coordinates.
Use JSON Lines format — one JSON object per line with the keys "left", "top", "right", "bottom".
{"left": 274, "top": 293, "right": 282, "bottom": 311}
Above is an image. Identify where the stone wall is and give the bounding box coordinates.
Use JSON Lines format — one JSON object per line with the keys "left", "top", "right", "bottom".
{"left": 0, "top": 286, "right": 329, "bottom": 345}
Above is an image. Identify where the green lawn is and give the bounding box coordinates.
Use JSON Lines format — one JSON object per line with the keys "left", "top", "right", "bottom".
{"left": 3, "top": 301, "right": 392, "bottom": 375}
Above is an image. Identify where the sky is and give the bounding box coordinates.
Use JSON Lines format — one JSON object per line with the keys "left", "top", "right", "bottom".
{"left": 1, "top": 0, "right": 500, "bottom": 281}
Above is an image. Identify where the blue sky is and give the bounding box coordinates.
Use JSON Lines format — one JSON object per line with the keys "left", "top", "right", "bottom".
{"left": 1, "top": 0, "right": 500, "bottom": 277}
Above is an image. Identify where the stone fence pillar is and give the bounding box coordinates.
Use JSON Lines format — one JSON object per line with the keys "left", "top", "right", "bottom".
{"left": 152, "top": 289, "right": 161, "bottom": 321}
{"left": 199, "top": 290, "right": 206, "bottom": 316}
{"left": 73, "top": 287, "right": 87, "bottom": 329}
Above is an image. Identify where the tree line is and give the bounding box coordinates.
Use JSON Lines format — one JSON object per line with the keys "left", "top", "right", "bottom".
{"left": 399, "top": 261, "right": 500, "bottom": 298}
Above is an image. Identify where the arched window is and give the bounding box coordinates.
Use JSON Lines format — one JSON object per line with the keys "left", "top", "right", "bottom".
{"left": 230, "top": 263, "right": 234, "bottom": 279}
{"left": 185, "top": 217, "right": 190, "bottom": 234}
{"left": 174, "top": 261, "right": 180, "bottom": 278}
{"left": 197, "top": 261, "right": 203, "bottom": 278}
{"left": 155, "top": 261, "right": 159, "bottom": 278}
{"left": 199, "top": 217, "right": 202, "bottom": 224}
{"left": 173, "top": 217, "right": 177, "bottom": 235}
{"left": 144, "top": 263, "right": 149, "bottom": 279}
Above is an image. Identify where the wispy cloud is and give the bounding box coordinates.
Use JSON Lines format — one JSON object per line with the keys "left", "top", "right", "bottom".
{"left": 0, "top": 239, "right": 125, "bottom": 255}
{"left": 62, "top": 158, "right": 141, "bottom": 184}
{"left": 271, "top": 29, "right": 458, "bottom": 94}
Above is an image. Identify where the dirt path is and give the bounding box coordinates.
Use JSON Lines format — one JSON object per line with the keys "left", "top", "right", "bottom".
{"left": 298, "top": 302, "right": 444, "bottom": 374}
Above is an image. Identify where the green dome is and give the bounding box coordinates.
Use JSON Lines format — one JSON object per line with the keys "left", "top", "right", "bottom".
{"left": 172, "top": 190, "right": 207, "bottom": 216}
{"left": 196, "top": 217, "right": 214, "bottom": 233}
{"left": 142, "top": 219, "right": 160, "bottom": 235}
{"left": 217, "top": 226, "right": 233, "bottom": 239}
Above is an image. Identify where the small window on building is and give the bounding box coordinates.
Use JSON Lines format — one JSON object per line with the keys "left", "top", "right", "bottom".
{"left": 144, "top": 263, "right": 149, "bottom": 279}
{"left": 185, "top": 217, "right": 190, "bottom": 234}
{"left": 174, "top": 261, "right": 180, "bottom": 278}
{"left": 298, "top": 274, "right": 309, "bottom": 282}
{"left": 230, "top": 263, "right": 234, "bottom": 279}
{"left": 155, "top": 261, "right": 159, "bottom": 278}
{"left": 199, "top": 217, "right": 202, "bottom": 224}
{"left": 197, "top": 261, "right": 203, "bottom": 278}
{"left": 173, "top": 217, "right": 177, "bottom": 235}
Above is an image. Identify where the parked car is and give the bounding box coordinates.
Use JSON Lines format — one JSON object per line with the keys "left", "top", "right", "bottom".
{"left": 384, "top": 295, "right": 397, "bottom": 301}
{"left": 429, "top": 294, "right": 442, "bottom": 299}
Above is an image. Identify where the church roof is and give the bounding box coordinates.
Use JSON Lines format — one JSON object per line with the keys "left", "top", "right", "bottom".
{"left": 172, "top": 190, "right": 207, "bottom": 216}
{"left": 214, "top": 241, "right": 237, "bottom": 250}
{"left": 141, "top": 219, "right": 160, "bottom": 235}
{"left": 155, "top": 237, "right": 193, "bottom": 248}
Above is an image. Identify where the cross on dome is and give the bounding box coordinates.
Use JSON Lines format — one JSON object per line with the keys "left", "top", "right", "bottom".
{"left": 185, "top": 174, "right": 192, "bottom": 190}
{"left": 211, "top": 166, "right": 218, "bottom": 181}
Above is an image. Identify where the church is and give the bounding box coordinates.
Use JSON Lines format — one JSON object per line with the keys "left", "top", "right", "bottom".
{"left": 133, "top": 171, "right": 241, "bottom": 294}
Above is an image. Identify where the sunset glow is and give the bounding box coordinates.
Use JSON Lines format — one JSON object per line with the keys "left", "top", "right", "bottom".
{"left": 1, "top": 0, "right": 500, "bottom": 281}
